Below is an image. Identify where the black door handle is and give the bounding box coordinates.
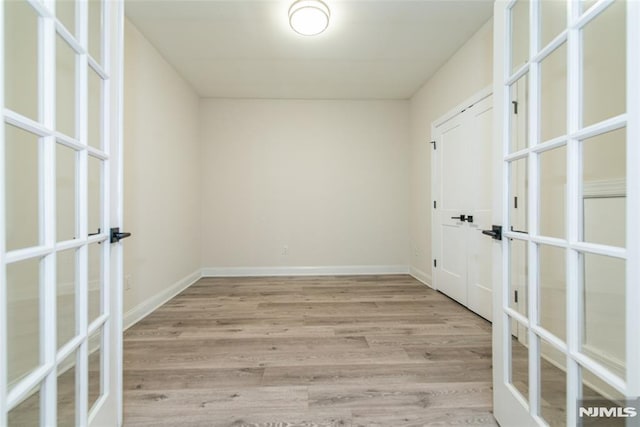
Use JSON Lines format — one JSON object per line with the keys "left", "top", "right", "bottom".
{"left": 110, "top": 227, "right": 132, "bottom": 244}
{"left": 466, "top": 215, "right": 473, "bottom": 223}
{"left": 510, "top": 226, "right": 528, "bottom": 234}
{"left": 451, "top": 214, "right": 466, "bottom": 222}
{"left": 88, "top": 228, "right": 101, "bottom": 237}
{"left": 482, "top": 225, "right": 502, "bottom": 240}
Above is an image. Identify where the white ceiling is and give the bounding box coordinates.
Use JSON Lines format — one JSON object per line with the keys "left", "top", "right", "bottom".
{"left": 125, "top": 0, "right": 493, "bottom": 99}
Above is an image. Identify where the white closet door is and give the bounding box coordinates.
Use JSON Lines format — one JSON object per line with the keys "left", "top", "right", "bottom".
{"left": 433, "top": 113, "right": 470, "bottom": 306}
{"left": 433, "top": 92, "right": 493, "bottom": 318}
{"left": 466, "top": 96, "right": 494, "bottom": 321}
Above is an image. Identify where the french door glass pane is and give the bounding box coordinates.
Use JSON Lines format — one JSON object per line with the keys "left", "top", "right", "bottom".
{"left": 57, "top": 249, "right": 77, "bottom": 349}
{"left": 510, "top": 0, "right": 530, "bottom": 74}
{"left": 509, "top": 238, "right": 528, "bottom": 316}
{"left": 56, "top": 0, "right": 76, "bottom": 36}
{"left": 509, "top": 158, "right": 528, "bottom": 234}
{"left": 510, "top": 326, "right": 529, "bottom": 402}
{"left": 540, "top": 338, "right": 566, "bottom": 426}
{"left": 509, "top": 74, "right": 529, "bottom": 153}
{"left": 540, "top": 0, "right": 566, "bottom": 49}
{"left": 57, "top": 143, "right": 77, "bottom": 242}
{"left": 57, "top": 35, "right": 77, "bottom": 138}
{"left": 88, "top": 0, "right": 103, "bottom": 65}
{"left": 539, "top": 146, "right": 566, "bottom": 239}
{"left": 539, "top": 245, "right": 566, "bottom": 341}
{"left": 582, "top": 253, "right": 625, "bottom": 376}
{"left": 88, "top": 328, "right": 104, "bottom": 411}
{"left": 4, "top": 0, "right": 39, "bottom": 120}
{"left": 7, "top": 257, "right": 41, "bottom": 386}
{"left": 582, "top": 0, "right": 626, "bottom": 128}
{"left": 581, "top": 366, "right": 626, "bottom": 420}
{"left": 58, "top": 351, "right": 77, "bottom": 427}
{"left": 8, "top": 384, "right": 41, "bottom": 427}
{"left": 581, "top": 128, "right": 625, "bottom": 247}
{"left": 88, "top": 243, "right": 103, "bottom": 325}
{"left": 540, "top": 43, "right": 567, "bottom": 143}
{"left": 88, "top": 155, "right": 102, "bottom": 235}
{"left": 580, "top": 0, "right": 598, "bottom": 15}
{"left": 5, "top": 124, "right": 40, "bottom": 251}
{"left": 88, "top": 67, "right": 103, "bottom": 150}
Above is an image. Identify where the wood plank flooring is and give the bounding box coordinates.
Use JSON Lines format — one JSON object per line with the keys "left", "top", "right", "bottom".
{"left": 123, "top": 275, "right": 498, "bottom": 426}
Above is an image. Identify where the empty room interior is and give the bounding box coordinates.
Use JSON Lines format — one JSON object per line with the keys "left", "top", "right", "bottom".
{"left": 2, "top": 0, "right": 638, "bottom": 426}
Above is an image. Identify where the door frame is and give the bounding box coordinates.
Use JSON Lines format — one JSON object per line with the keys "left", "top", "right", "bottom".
{"left": 430, "top": 84, "right": 492, "bottom": 294}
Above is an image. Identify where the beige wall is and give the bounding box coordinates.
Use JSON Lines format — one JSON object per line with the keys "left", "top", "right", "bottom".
{"left": 199, "top": 99, "right": 410, "bottom": 270}
{"left": 408, "top": 19, "right": 494, "bottom": 283}
{"left": 123, "top": 20, "right": 202, "bottom": 316}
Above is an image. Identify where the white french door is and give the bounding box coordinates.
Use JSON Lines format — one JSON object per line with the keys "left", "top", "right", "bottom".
{"left": 492, "top": 0, "right": 640, "bottom": 426}
{"left": 1, "top": 0, "right": 124, "bottom": 425}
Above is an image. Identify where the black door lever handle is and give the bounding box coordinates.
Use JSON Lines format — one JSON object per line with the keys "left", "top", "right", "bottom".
{"left": 482, "top": 225, "right": 503, "bottom": 240}
{"left": 451, "top": 214, "right": 466, "bottom": 222}
{"left": 110, "top": 227, "right": 132, "bottom": 244}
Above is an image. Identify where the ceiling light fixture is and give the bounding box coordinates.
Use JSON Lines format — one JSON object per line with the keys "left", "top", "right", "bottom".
{"left": 289, "top": 0, "right": 330, "bottom": 36}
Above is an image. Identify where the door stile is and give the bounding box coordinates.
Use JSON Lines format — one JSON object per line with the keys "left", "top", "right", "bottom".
{"left": 526, "top": 0, "right": 541, "bottom": 420}
{"left": 565, "top": 1, "right": 582, "bottom": 425}
{"left": 40, "top": 0, "right": 58, "bottom": 423}
{"left": 100, "top": 2, "right": 113, "bottom": 412}
{"left": 626, "top": 0, "right": 640, "bottom": 399}
{"left": 0, "top": 0, "right": 6, "bottom": 423}
{"left": 77, "top": 0, "right": 90, "bottom": 422}
{"left": 493, "top": 2, "right": 534, "bottom": 424}
{"left": 114, "top": 2, "right": 125, "bottom": 424}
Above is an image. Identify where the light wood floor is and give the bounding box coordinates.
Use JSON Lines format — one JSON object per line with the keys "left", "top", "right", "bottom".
{"left": 123, "top": 275, "right": 498, "bottom": 426}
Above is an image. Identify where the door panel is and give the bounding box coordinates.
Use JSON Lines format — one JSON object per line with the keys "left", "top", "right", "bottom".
{"left": 436, "top": 117, "right": 468, "bottom": 306}
{"left": 467, "top": 224, "right": 493, "bottom": 320}
{"left": 493, "top": 1, "right": 639, "bottom": 426}
{"left": 1, "top": 0, "right": 124, "bottom": 425}
{"left": 439, "top": 223, "right": 467, "bottom": 305}
{"left": 441, "top": 122, "right": 468, "bottom": 211}
{"left": 467, "top": 98, "right": 494, "bottom": 320}
{"left": 433, "top": 94, "right": 493, "bottom": 318}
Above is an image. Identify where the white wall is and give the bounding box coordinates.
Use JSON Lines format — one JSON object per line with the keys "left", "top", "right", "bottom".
{"left": 199, "top": 99, "right": 410, "bottom": 272}
{"left": 408, "top": 19, "right": 494, "bottom": 284}
{"left": 123, "top": 19, "right": 202, "bottom": 323}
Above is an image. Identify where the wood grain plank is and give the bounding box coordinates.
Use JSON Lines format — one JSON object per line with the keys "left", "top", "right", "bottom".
{"left": 307, "top": 382, "right": 493, "bottom": 410}
{"left": 122, "top": 275, "right": 498, "bottom": 426}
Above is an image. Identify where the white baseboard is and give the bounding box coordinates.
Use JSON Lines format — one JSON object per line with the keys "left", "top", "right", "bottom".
{"left": 409, "top": 266, "right": 434, "bottom": 289}
{"left": 123, "top": 269, "right": 202, "bottom": 330}
{"left": 201, "top": 265, "right": 410, "bottom": 277}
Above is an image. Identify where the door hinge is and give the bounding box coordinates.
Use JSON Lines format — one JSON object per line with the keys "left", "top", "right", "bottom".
{"left": 434, "top": 259, "right": 437, "bottom": 268}
{"left": 512, "top": 100, "right": 518, "bottom": 114}
{"left": 430, "top": 140, "right": 436, "bottom": 150}
{"left": 433, "top": 200, "right": 437, "bottom": 209}
{"left": 514, "top": 290, "right": 519, "bottom": 303}
{"left": 514, "top": 196, "right": 518, "bottom": 209}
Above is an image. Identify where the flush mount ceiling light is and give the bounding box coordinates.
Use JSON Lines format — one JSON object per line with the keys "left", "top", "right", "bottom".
{"left": 289, "top": 0, "right": 330, "bottom": 36}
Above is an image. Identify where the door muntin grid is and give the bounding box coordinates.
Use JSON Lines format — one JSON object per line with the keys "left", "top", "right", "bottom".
{"left": 1, "top": 0, "right": 117, "bottom": 425}
{"left": 500, "top": 0, "right": 637, "bottom": 426}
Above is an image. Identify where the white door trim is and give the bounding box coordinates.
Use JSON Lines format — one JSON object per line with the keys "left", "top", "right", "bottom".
{"left": 431, "top": 85, "right": 493, "bottom": 130}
